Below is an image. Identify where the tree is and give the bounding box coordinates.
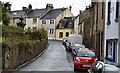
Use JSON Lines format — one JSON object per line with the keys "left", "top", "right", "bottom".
{"left": 2, "top": 2, "right": 11, "bottom": 26}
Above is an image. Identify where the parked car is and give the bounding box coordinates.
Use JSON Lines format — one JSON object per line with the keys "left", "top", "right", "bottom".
{"left": 72, "top": 44, "right": 85, "bottom": 55}
{"left": 66, "top": 34, "right": 83, "bottom": 52}
{"left": 65, "top": 41, "right": 73, "bottom": 52}
{"left": 74, "top": 48, "right": 97, "bottom": 71}
{"left": 62, "top": 37, "right": 68, "bottom": 47}
{"left": 88, "top": 61, "right": 119, "bottom": 73}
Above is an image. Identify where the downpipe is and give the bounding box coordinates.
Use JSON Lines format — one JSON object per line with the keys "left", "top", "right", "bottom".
{"left": 117, "top": 1, "right": 120, "bottom": 67}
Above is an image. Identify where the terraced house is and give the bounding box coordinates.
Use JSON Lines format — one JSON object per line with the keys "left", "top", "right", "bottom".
{"left": 104, "top": 0, "right": 120, "bottom": 66}
{"left": 9, "top": 4, "right": 73, "bottom": 39}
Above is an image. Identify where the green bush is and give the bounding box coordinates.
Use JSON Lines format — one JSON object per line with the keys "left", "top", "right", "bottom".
{"left": 25, "top": 29, "right": 47, "bottom": 41}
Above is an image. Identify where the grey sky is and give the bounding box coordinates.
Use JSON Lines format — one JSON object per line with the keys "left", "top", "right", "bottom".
{"left": 1, "top": 0, "right": 91, "bottom": 16}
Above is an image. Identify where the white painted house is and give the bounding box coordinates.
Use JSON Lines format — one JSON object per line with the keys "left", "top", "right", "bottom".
{"left": 9, "top": 4, "right": 73, "bottom": 39}
{"left": 104, "top": 0, "right": 120, "bottom": 66}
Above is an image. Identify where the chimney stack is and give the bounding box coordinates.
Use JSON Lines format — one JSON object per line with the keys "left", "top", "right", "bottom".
{"left": 46, "top": 4, "right": 53, "bottom": 10}
{"left": 28, "top": 4, "right": 32, "bottom": 10}
{"left": 69, "top": 6, "right": 72, "bottom": 11}
{"left": 22, "top": 7, "right": 27, "bottom": 11}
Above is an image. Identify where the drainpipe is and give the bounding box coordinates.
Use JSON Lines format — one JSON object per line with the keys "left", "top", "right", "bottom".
{"left": 118, "top": 1, "right": 120, "bottom": 67}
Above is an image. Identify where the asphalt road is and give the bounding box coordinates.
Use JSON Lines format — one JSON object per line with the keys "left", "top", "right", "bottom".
{"left": 18, "top": 40, "right": 86, "bottom": 73}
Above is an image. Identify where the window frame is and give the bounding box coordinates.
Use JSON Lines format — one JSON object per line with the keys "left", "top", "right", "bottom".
{"left": 102, "top": 1, "right": 104, "bottom": 19}
{"left": 107, "top": 1, "right": 111, "bottom": 25}
{"left": 59, "top": 32, "right": 63, "bottom": 38}
{"left": 115, "top": 1, "right": 119, "bottom": 22}
{"left": 33, "top": 27, "right": 37, "bottom": 31}
{"left": 33, "top": 18, "right": 37, "bottom": 24}
{"left": 49, "top": 29, "right": 54, "bottom": 34}
{"left": 105, "top": 39, "right": 118, "bottom": 62}
{"left": 42, "top": 20, "right": 46, "bottom": 24}
{"left": 50, "top": 19, "right": 54, "bottom": 24}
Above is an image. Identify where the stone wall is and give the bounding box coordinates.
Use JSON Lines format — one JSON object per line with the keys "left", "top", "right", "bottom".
{"left": 2, "top": 39, "right": 48, "bottom": 71}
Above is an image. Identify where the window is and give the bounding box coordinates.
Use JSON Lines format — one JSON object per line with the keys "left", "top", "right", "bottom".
{"left": 105, "top": 39, "right": 118, "bottom": 62}
{"left": 50, "top": 20, "right": 54, "bottom": 24}
{"left": 102, "top": 2, "right": 104, "bottom": 19}
{"left": 33, "top": 27, "right": 37, "bottom": 31}
{"left": 42, "top": 20, "right": 46, "bottom": 24}
{"left": 33, "top": 18, "right": 37, "bottom": 24}
{"left": 49, "top": 29, "right": 54, "bottom": 34}
{"left": 115, "top": 1, "right": 119, "bottom": 22}
{"left": 66, "top": 32, "right": 69, "bottom": 37}
{"left": 77, "top": 50, "right": 96, "bottom": 58}
{"left": 107, "top": 1, "right": 111, "bottom": 25}
{"left": 24, "top": 19, "right": 26, "bottom": 23}
{"left": 59, "top": 32, "right": 63, "bottom": 38}
{"left": 28, "top": 27, "right": 31, "bottom": 32}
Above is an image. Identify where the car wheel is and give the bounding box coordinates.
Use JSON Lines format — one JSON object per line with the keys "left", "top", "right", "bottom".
{"left": 74, "top": 68, "right": 77, "bottom": 71}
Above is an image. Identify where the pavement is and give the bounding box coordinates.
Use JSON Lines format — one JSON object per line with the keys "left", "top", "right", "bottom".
{"left": 118, "top": 68, "right": 120, "bottom": 72}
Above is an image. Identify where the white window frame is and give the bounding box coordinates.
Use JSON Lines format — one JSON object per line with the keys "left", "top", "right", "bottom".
{"left": 50, "top": 20, "right": 54, "bottom": 24}
{"left": 50, "top": 29, "right": 54, "bottom": 34}
{"left": 33, "top": 27, "right": 37, "bottom": 31}
{"left": 42, "top": 20, "right": 46, "bottom": 24}
{"left": 33, "top": 18, "right": 37, "bottom": 24}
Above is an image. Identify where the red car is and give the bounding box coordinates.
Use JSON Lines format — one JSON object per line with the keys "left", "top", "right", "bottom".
{"left": 74, "top": 48, "right": 97, "bottom": 71}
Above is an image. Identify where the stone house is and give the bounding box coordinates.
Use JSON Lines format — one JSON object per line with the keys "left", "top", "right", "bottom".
{"left": 78, "top": 6, "right": 91, "bottom": 48}
{"left": 9, "top": 4, "right": 73, "bottom": 39}
{"left": 88, "top": 1, "right": 105, "bottom": 61}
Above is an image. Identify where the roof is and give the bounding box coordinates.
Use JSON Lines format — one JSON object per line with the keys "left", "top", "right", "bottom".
{"left": 9, "top": 8, "right": 47, "bottom": 18}
{"left": 9, "top": 10, "right": 26, "bottom": 18}
{"left": 56, "top": 17, "right": 75, "bottom": 29}
{"left": 8, "top": 8, "right": 66, "bottom": 19}
{"left": 41, "top": 8, "right": 65, "bottom": 19}
{"left": 26, "top": 9, "right": 47, "bottom": 17}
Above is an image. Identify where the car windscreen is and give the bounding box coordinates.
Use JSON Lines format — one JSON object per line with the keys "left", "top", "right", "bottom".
{"left": 75, "top": 45, "right": 84, "bottom": 51}
{"left": 75, "top": 46, "right": 80, "bottom": 51}
{"left": 77, "top": 51, "right": 96, "bottom": 58}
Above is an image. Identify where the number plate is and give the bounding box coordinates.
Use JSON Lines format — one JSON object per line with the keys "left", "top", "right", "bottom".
{"left": 83, "top": 65, "right": 91, "bottom": 67}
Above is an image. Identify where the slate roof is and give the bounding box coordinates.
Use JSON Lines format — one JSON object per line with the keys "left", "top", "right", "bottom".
{"left": 8, "top": 8, "right": 65, "bottom": 19}
{"left": 26, "top": 9, "right": 47, "bottom": 17}
{"left": 64, "top": 17, "right": 74, "bottom": 28}
{"left": 9, "top": 10, "right": 26, "bottom": 18}
{"left": 9, "top": 8, "right": 47, "bottom": 18}
{"left": 56, "top": 17, "right": 75, "bottom": 29}
{"left": 41, "top": 8, "right": 66, "bottom": 19}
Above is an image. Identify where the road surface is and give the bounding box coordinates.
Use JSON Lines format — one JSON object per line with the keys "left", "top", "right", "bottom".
{"left": 19, "top": 40, "right": 73, "bottom": 71}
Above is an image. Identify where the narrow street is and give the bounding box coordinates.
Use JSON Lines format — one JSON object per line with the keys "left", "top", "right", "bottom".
{"left": 19, "top": 40, "right": 74, "bottom": 71}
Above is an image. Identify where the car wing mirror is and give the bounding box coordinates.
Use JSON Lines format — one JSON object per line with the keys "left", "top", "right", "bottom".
{"left": 74, "top": 52, "right": 77, "bottom": 56}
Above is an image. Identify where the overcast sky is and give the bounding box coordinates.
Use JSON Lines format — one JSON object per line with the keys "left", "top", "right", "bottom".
{"left": 1, "top": 0, "right": 91, "bottom": 16}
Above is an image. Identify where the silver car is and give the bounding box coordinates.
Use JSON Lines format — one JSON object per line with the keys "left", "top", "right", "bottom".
{"left": 88, "top": 61, "right": 120, "bottom": 73}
